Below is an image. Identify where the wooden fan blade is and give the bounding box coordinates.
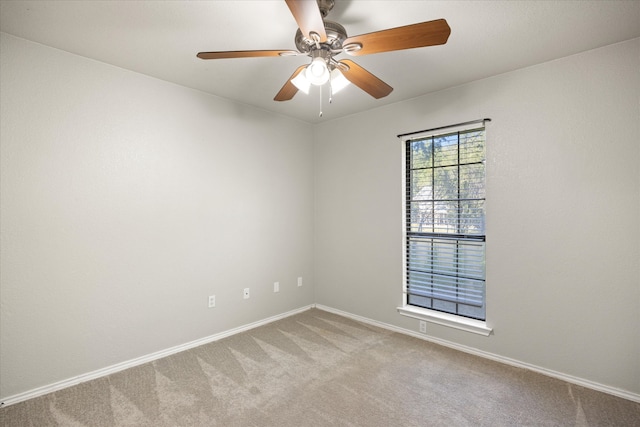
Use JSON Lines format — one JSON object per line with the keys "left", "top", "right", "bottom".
{"left": 274, "top": 65, "right": 307, "bottom": 101}
{"left": 197, "top": 50, "right": 297, "bottom": 60}
{"left": 339, "top": 60, "right": 393, "bottom": 99}
{"left": 285, "top": 0, "right": 327, "bottom": 42}
{"left": 343, "top": 19, "right": 451, "bottom": 56}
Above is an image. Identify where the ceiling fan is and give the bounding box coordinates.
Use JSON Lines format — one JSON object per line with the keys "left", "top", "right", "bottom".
{"left": 197, "top": 0, "right": 450, "bottom": 102}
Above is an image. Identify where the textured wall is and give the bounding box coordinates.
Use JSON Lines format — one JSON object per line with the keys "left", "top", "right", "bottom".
{"left": 314, "top": 39, "right": 640, "bottom": 395}
{"left": 2, "top": 31, "right": 639, "bottom": 402}
{"left": 0, "top": 33, "right": 314, "bottom": 400}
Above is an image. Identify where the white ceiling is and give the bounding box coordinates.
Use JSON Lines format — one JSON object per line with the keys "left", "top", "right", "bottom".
{"left": 1, "top": 0, "right": 639, "bottom": 124}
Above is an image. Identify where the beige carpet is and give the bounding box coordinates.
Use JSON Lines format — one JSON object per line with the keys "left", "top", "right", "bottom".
{"left": 1, "top": 308, "right": 639, "bottom": 426}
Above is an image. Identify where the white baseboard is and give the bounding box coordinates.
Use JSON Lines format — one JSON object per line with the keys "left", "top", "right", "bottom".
{"left": 315, "top": 304, "right": 640, "bottom": 404}
{"left": 0, "top": 305, "right": 314, "bottom": 407}
{"left": 4, "top": 303, "right": 638, "bottom": 407}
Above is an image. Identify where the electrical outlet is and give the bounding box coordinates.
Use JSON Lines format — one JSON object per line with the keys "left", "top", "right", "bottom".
{"left": 208, "top": 295, "right": 215, "bottom": 308}
{"left": 419, "top": 320, "right": 427, "bottom": 333}
{"left": 297, "top": 277, "right": 303, "bottom": 287}
{"left": 274, "top": 282, "right": 279, "bottom": 293}
{"left": 243, "top": 288, "right": 250, "bottom": 299}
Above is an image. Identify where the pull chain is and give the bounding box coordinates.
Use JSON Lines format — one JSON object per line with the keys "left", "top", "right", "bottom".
{"left": 319, "top": 84, "right": 323, "bottom": 117}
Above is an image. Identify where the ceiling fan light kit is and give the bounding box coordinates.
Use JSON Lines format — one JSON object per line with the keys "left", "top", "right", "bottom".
{"left": 197, "top": 0, "right": 451, "bottom": 113}
{"left": 329, "top": 68, "right": 350, "bottom": 94}
{"left": 306, "top": 59, "right": 329, "bottom": 85}
{"left": 291, "top": 71, "right": 311, "bottom": 94}
{"left": 305, "top": 51, "right": 331, "bottom": 85}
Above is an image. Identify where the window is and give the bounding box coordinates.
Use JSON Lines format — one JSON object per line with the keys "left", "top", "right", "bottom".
{"left": 403, "top": 123, "right": 486, "bottom": 322}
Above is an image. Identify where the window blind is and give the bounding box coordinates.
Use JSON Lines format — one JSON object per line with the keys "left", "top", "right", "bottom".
{"left": 404, "top": 125, "right": 486, "bottom": 320}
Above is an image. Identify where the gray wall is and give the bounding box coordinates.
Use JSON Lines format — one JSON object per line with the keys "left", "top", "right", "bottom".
{"left": 0, "top": 33, "right": 315, "bottom": 400}
{"left": 314, "top": 39, "right": 640, "bottom": 396}
{"left": 2, "top": 31, "right": 639, "bottom": 402}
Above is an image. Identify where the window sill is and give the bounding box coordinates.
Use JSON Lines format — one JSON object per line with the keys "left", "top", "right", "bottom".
{"left": 397, "top": 306, "right": 492, "bottom": 336}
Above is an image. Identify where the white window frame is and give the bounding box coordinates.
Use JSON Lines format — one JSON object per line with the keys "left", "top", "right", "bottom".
{"left": 397, "top": 120, "right": 492, "bottom": 336}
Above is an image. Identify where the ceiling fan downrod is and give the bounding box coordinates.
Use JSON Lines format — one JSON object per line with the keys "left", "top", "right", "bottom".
{"left": 316, "top": 0, "right": 335, "bottom": 18}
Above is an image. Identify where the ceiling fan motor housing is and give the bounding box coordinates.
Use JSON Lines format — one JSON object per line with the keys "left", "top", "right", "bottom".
{"left": 295, "top": 20, "right": 347, "bottom": 54}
